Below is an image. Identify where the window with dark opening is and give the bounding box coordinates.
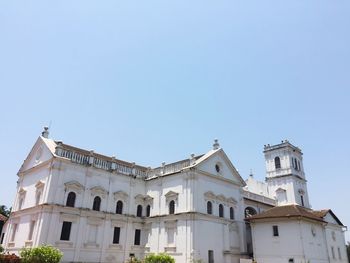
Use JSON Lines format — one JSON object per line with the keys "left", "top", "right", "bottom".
{"left": 274, "top": 157, "right": 281, "bottom": 169}
{"left": 219, "top": 204, "right": 224, "bottom": 218}
{"left": 273, "top": 225, "right": 279, "bottom": 237}
{"left": 301, "top": 195, "right": 304, "bottom": 207}
{"left": 230, "top": 207, "right": 234, "bottom": 220}
{"left": 207, "top": 201, "right": 212, "bottom": 215}
{"left": 146, "top": 205, "right": 151, "bottom": 217}
{"left": 208, "top": 250, "right": 214, "bottom": 263}
{"left": 66, "top": 192, "right": 76, "bottom": 207}
{"left": 60, "top": 221, "right": 72, "bottom": 241}
{"left": 134, "top": 229, "right": 141, "bottom": 245}
{"left": 92, "top": 196, "right": 101, "bottom": 211}
{"left": 169, "top": 200, "right": 175, "bottom": 214}
{"left": 136, "top": 205, "right": 142, "bottom": 217}
{"left": 116, "top": 200, "right": 123, "bottom": 214}
{"left": 113, "top": 227, "right": 120, "bottom": 244}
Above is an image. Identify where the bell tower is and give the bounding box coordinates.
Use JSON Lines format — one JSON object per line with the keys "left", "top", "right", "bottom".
{"left": 264, "top": 140, "right": 310, "bottom": 208}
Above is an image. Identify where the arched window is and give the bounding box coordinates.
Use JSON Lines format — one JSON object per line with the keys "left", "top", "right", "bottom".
{"left": 92, "top": 196, "right": 101, "bottom": 211}
{"left": 219, "top": 204, "right": 224, "bottom": 217}
{"left": 66, "top": 192, "right": 76, "bottom": 207}
{"left": 230, "top": 207, "right": 234, "bottom": 220}
{"left": 146, "top": 205, "right": 151, "bottom": 217}
{"left": 116, "top": 200, "right": 123, "bottom": 214}
{"left": 136, "top": 205, "right": 143, "bottom": 217}
{"left": 274, "top": 156, "right": 281, "bottom": 169}
{"left": 169, "top": 200, "right": 175, "bottom": 214}
{"left": 207, "top": 201, "right": 212, "bottom": 214}
{"left": 245, "top": 207, "right": 257, "bottom": 218}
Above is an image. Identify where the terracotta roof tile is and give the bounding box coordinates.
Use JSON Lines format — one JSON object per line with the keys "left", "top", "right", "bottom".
{"left": 247, "top": 205, "right": 325, "bottom": 223}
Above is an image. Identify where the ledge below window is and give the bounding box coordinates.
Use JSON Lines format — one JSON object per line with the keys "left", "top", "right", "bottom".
{"left": 24, "top": 241, "right": 33, "bottom": 247}
{"left": 55, "top": 240, "right": 73, "bottom": 248}
{"left": 108, "top": 244, "right": 122, "bottom": 250}
{"left": 164, "top": 246, "right": 176, "bottom": 253}
{"left": 7, "top": 242, "right": 15, "bottom": 248}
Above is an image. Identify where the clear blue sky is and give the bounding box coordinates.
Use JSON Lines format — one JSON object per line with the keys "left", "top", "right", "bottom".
{"left": 1, "top": 1, "right": 349, "bottom": 241}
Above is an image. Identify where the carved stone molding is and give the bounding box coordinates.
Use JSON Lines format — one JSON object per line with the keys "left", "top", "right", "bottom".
{"left": 64, "top": 180, "right": 84, "bottom": 193}
{"left": 113, "top": 190, "right": 128, "bottom": 201}
{"left": 165, "top": 191, "right": 179, "bottom": 202}
{"left": 90, "top": 186, "right": 108, "bottom": 198}
{"left": 35, "top": 180, "right": 45, "bottom": 189}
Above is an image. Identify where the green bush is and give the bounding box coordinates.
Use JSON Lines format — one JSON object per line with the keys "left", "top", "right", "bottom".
{"left": 20, "top": 245, "right": 62, "bottom": 263}
{"left": 144, "top": 253, "right": 175, "bottom": 263}
{"left": 0, "top": 246, "right": 3, "bottom": 253}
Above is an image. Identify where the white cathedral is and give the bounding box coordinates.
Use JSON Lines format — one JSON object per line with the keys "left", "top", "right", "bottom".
{"left": 1, "top": 128, "right": 348, "bottom": 263}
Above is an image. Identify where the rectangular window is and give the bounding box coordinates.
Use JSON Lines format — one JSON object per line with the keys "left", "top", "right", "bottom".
{"left": 11, "top": 224, "right": 17, "bottom": 242}
{"left": 301, "top": 195, "right": 304, "bottom": 206}
{"left": 28, "top": 221, "right": 36, "bottom": 240}
{"left": 134, "top": 229, "right": 141, "bottom": 245}
{"left": 208, "top": 250, "right": 214, "bottom": 263}
{"left": 273, "top": 225, "right": 279, "bottom": 236}
{"left": 60, "top": 221, "right": 72, "bottom": 241}
{"left": 338, "top": 247, "right": 341, "bottom": 259}
{"left": 331, "top": 246, "right": 335, "bottom": 259}
{"left": 113, "top": 227, "right": 120, "bottom": 244}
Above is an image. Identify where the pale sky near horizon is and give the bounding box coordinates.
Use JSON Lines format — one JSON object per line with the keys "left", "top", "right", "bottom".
{"left": 0, "top": 1, "right": 349, "bottom": 242}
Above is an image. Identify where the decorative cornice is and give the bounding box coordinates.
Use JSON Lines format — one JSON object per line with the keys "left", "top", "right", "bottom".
{"left": 35, "top": 180, "right": 45, "bottom": 189}
{"left": 90, "top": 186, "right": 108, "bottom": 198}
{"left": 64, "top": 180, "right": 84, "bottom": 193}
{"left": 113, "top": 191, "right": 128, "bottom": 201}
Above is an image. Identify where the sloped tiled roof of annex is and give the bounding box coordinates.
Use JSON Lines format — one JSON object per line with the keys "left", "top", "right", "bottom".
{"left": 311, "top": 209, "right": 344, "bottom": 226}
{"left": 246, "top": 204, "right": 326, "bottom": 223}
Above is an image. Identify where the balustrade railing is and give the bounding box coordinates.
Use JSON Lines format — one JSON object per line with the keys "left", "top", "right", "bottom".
{"left": 55, "top": 145, "right": 148, "bottom": 177}
{"left": 243, "top": 190, "right": 276, "bottom": 206}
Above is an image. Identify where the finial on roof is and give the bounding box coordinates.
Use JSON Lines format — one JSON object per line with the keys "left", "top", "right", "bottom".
{"left": 213, "top": 139, "right": 220, "bottom": 150}
{"left": 41, "top": 126, "right": 49, "bottom": 138}
{"left": 249, "top": 169, "right": 254, "bottom": 177}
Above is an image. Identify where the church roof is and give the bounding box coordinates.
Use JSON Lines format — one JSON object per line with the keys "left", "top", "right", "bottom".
{"left": 311, "top": 209, "right": 344, "bottom": 226}
{"left": 247, "top": 204, "right": 326, "bottom": 223}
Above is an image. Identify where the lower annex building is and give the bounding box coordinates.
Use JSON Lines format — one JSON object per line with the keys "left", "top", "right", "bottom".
{"left": 1, "top": 128, "right": 348, "bottom": 263}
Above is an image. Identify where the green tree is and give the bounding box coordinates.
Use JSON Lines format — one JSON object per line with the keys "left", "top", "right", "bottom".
{"left": 0, "top": 206, "right": 11, "bottom": 217}
{"left": 20, "top": 245, "right": 63, "bottom": 263}
{"left": 144, "top": 253, "right": 175, "bottom": 263}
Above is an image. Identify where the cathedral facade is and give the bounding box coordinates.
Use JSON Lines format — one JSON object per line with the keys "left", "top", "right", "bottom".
{"left": 0, "top": 128, "right": 348, "bottom": 263}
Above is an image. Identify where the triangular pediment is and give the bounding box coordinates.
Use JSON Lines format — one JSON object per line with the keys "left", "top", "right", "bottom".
{"left": 194, "top": 149, "right": 245, "bottom": 186}
{"left": 18, "top": 136, "right": 56, "bottom": 174}
{"left": 323, "top": 210, "right": 344, "bottom": 226}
